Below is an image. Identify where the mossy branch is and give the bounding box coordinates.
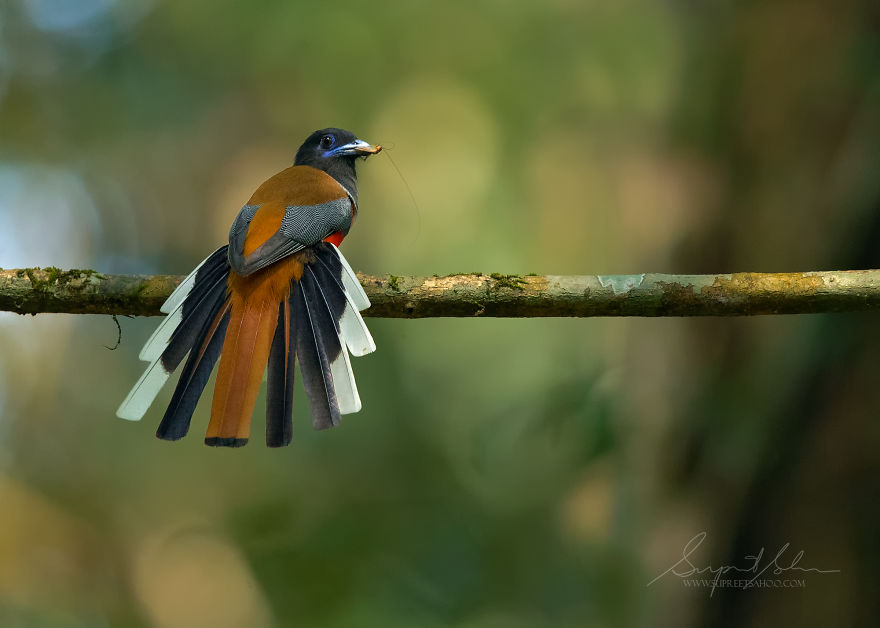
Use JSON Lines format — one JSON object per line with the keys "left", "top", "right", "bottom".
{"left": 1, "top": 267, "right": 879, "bottom": 317}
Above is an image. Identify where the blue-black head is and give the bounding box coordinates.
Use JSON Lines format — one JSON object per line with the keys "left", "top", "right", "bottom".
{"left": 294, "top": 128, "right": 381, "bottom": 196}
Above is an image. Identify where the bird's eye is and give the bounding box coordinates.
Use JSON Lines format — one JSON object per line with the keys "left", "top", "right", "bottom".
{"left": 320, "top": 134, "right": 335, "bottom": 149}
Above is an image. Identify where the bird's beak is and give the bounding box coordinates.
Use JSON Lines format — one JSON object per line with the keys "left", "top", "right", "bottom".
{"left": 331, "top": 140, "right": 382, "bottom": 157}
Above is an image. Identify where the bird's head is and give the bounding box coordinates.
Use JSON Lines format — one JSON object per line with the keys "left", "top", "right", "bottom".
{"left": 294, "top": 128, "right": 380, "bottom": 201}
{"left": 294, "top": 128, "right": 381, "bottom": 170}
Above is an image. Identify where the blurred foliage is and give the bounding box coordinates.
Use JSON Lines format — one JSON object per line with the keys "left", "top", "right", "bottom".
{"left": 0, "top": 0, "right": 879, "bottom": 626}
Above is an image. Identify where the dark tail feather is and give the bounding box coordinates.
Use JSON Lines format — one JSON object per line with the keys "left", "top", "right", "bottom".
{"left": 160, "top": 270, "right": 229, "bottom": 372}
{"left": 308, "top": 255, "right": 348, "bottom": 323}
{"left": 176, "top": 246, "right": 229, "bottom": 308}
{"left": 292, "top": 276, "right": 341, "bottom": 430}
{"left": 156, "top": 303, "right": 231, "bottom": 440}
{"left": 266, "top": 300, "right": 295, "bottom": 447}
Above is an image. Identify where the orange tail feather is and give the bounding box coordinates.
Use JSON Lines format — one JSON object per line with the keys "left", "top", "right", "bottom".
{"left": 205, "top": 257, "right": 303, "bottom": 447}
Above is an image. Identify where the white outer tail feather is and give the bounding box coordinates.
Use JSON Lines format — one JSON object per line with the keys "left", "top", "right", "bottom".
{"left": 330, "top": 331, "right": 361, "bottom": 414}
{"left": 331, "top": 243, "right": 370, "bottom": 311}
{"left": 139, "top": 306, "right": 182, "bottom": 362}
{"left": 116, "top": 358, "right": 171, "bottom": 421}
{"left": 339, "top": 299, "right": 375, "bottom": 357}
{"left": 330, "top": 244, "right": 375, "bottom": 356}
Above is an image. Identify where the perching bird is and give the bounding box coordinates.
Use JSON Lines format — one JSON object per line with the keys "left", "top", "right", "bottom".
{"left": 117, "top": 128, "right": 381, "bottom": 447}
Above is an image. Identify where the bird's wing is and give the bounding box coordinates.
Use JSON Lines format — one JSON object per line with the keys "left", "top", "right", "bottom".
{"left": 227, "top": 165, "right": 354, "bottom": 277}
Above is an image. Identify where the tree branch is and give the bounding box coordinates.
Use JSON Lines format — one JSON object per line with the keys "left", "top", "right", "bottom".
{"left": 1, "top": 267, "right": 879, "bottom": 317}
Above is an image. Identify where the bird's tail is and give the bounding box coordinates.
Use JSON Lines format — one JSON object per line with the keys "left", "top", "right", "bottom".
{"left": 116, "top": 242, "right": 374, "bottom": 447}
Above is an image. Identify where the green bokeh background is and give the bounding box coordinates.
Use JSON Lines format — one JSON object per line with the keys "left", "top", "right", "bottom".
{"left": 1, "top": 1, "right": 879, "bottom": 626}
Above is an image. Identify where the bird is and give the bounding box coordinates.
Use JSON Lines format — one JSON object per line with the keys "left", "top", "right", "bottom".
{"left": 116, "top": 128, "right": 381, "bottom": 447}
